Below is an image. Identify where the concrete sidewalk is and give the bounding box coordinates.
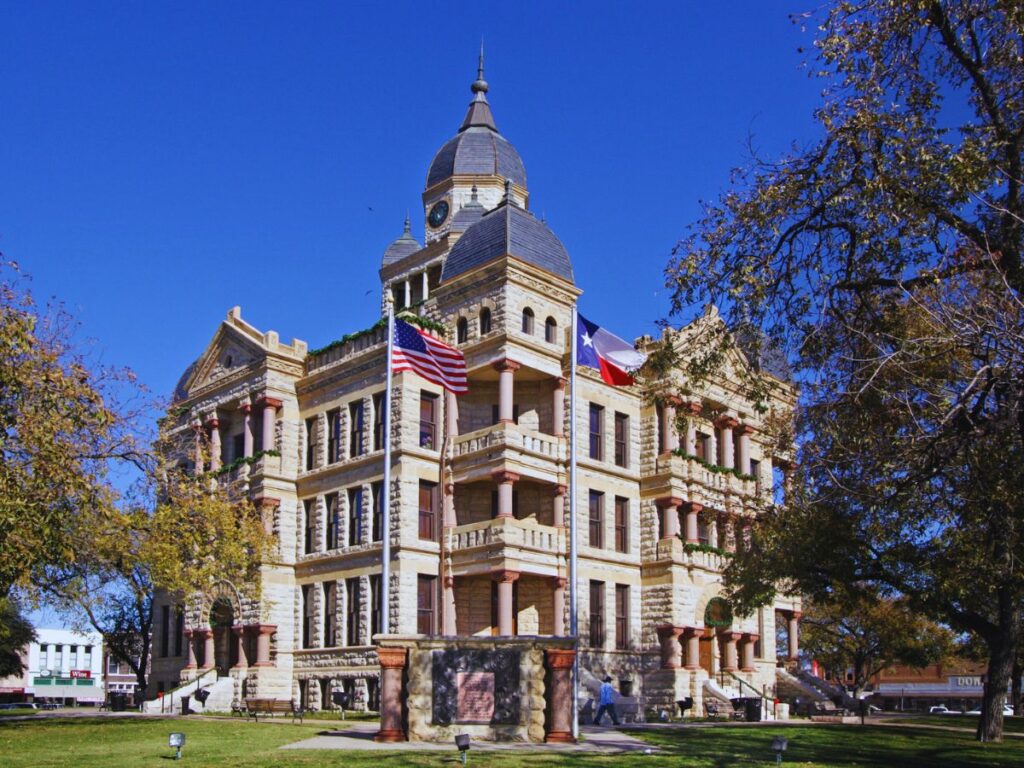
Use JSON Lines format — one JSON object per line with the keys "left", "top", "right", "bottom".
{"left": 281, "top": 722, "right": 657, "bottom": 753}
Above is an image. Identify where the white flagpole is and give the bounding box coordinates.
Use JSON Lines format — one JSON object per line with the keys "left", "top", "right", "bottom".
{"left": 569, "top": 304, "right": 579, "bottom": 739}
{"left": 380, "top": 294, "right": 395, "bottom": 636}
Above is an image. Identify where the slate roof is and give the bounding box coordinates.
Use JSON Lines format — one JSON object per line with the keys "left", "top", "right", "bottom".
{"left": 451, "top": 186, "right": 487, "bottom": 233}
{"left": 381, "top": 218, "right": 422, "bottom": 267}
{"left": 441, "top": 200, "right": 574, "bottom": 284}
{"left": 426, "top": 127, "right": 527, "bottom": 189}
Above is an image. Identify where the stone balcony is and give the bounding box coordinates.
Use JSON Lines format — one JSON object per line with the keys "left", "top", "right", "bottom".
{"left": 653, "top": 537, "right": 730, "bottom": 572}
{"left": 645, "top": 453, "right": 762, "bottom": 510}
{"left": 447, "top": 516, "right": 566, "bottom": 577}
{"left": 451, "top": 423, "right": 565, "bottom": 485}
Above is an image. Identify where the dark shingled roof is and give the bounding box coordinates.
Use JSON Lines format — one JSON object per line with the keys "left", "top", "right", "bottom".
{"left": 381, "top": 218, "right": 422, "bottom": 267}
{"left": 426, "top": 128, "right": 527, "bottom": 189}
{"left": 442, "top": 200, "right": 574, "bottom": 284}
{"left": 451, "top": 186, "right": 487, "bottom": 233}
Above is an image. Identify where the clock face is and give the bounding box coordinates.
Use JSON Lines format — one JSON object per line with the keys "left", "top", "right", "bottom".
{"left": 428, "top": 200, "right": 450, "bottom": 229}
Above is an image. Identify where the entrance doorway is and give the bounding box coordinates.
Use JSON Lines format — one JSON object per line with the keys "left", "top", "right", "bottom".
{"left": 699, "top": 627, "right": 715, "bottom": 674}
{"left": 210, "top": 598, "right": 236, "bottom": 676}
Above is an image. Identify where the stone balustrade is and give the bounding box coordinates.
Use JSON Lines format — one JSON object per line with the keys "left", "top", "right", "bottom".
{"left": 452, "top": 423, "right": 565, "bottom": 462}
{"left": 449, "top": 516, "right": 566, "bottom": 557}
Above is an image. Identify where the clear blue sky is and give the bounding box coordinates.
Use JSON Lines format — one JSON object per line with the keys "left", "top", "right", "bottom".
{"left": 1, "top": 1, "right": 822, "bottom": 402}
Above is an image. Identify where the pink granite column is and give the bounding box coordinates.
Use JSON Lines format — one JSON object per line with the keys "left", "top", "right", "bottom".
{"left": 493, "top": 359, "right": 521, "bottom": 424}
{"left": 661, "top": 397, "right": 680, "bottom": 454}
{"left": 737, "top": 424, "right": 755, "bottom": 475}
{"left": 741, "top": 633, "right": 759, "bottom": 671}
{"left": 722, "top": 631, "right": 741, "bottom": 671}
{"left": 684, "top": 502, "right": 702, "bottom": 544}
{"left": 656, "top": 496, "right": 682, "bottom": 540}
{"left": 254, "top": 624, "right": 276, "bottom": 667}
{"left": 684, "top": 627, "right": 704, "bottom": 670}
{"left": 240, "top": 401, "right": 254, "bottom": 458}
{"left": 232, "top": 625, "right": 248, "bottom": 669}
{"left": 683, "top": 400, "right": 701, "bottom": 454}
{"left": 788, "top": 612, "right": 802, "bottom": 661}
{"left": 183, "top": 630, "right": 197, "bottom": 670}
{"left": 715, "top": 415, "right": 738, "bottom": 469}
{"left": 375, "top": 647, "right": 408, "bottom": 742}
{"left": 656, "top": 625, "right": 685, "bottom": 669}
{"left": 258, "top": 396, "right": 282, "bottom": 453}
{"left": 192, "top": 421, "right": 204, "bottom": 474}
{"left": 200, "top": 629, "right": 215, "bottom": 669}
{"left": 206, "top": 417, "right": 222, "bottom": 472}
{"left": 552, "top": 484, "right": 566, "bottom": 528}
{"left": 545, "top": 648, "right": 577, "bottom": 743}
{"left": 492, "top": 470, "right": 519, "bottom": 518}
{"left": 552, "top": 377, "right": 566, "bottom": 437}
{"left": 442, "top": 575, "right": 457, "bottom": 636}
{"left": 552, "top": 577, "right": 566, "bottom": 636}
{"left": 494, "top": 570, "right": 520, "bottom": 636}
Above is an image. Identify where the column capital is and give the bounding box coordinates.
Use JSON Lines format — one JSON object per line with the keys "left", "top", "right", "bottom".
{"left": 738, "top": 423, "right": 757, "bottom": 436}
{"left": 182, "top": 629, "right": 194, "bottom": 639}
{"left": 714, "top": 415, "right": 739, "bottom": 429}
{"left": 238, "top": 399, "right": 253, "bottom": 414}
{"left": 683, "top": 626, "right": 705, "bottom": 638}
{"left": 684, "top": 501, "right": 704, "bottom": 514}
{"left": 444, "top": 575, "right": 455, "bottom": 589}
{"left": 254, "top": 623, "right": 277, "bottom": 636}
{"left": 492, "top": 358, "right": 522, "bottom": 373}
{"left": 204, "top": 416, "right": 220, "bottom": 429}
{"left": 682, "top": 400, "right": 703, "bottom": 416}
{"left": 774, "top": 457, "right": 798, "bottom": 471}
{"left": 545, "top": 647, "right": 576, "bottom": 670}
{"left": 742, "top": 632, "right": 760, "bottom": 642}
{"left": 492, "top": 570, "right": 521, "bottom": 584}
{"left": 552, "top": 576, "right": 567, "bottom": 589}
{"left": 722, "top": 630, "right": 743, "bottom": 642}
{"left": 253, "top": 495, "right": 281, "bottom": 509}
{"left": 196, "top": 628, "right": 214, "bottom": 639}
{"left": 552, "top": 484, "right": 567, "bottom": 497}
{"left": 491, "top": 470, "right": 520, "bottom": 485}
{"left": 256, "top": 395, "right": 284, "bottom": 410}
{"left": 655, "top": 495, "right": 684, "bottom": 509}
{"left": 553, "top": 376, "right": 567, "bottom": 391}
{"left": 791, "top": 611, "right": 802, "bottom": 621}
{"left": 377, "top": 647, "right": 407, "bottom": 670}
{"left": 664, "top": 395, "right": 683, "bottom": 407}
{"left": 656, "top": 624, "right": 686, "bottom": 640}
{"left": 231, "top": 624, "right": 247, "bottom": 637}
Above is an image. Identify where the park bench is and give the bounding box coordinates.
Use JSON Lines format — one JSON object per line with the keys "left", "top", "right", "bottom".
{"left": 244, "top": 698, "right": 304, "bottom": 723}
{"left": 704, "top": 701, "right": 724, "bottom": 719}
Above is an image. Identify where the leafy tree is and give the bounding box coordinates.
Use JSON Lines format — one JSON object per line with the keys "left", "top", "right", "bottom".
{"left": 0, "top": 597, "right": 35, "bottom": 677}
{"left": 665, "top": 2, "right": 1023, "bottom": 741}
{"left": 800, "top": 591, "right": 953, "bottom": 700}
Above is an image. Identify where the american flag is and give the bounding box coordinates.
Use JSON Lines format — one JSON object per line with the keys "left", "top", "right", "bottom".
{"left": 391, "top": 318, "right": 468, "bottom": 394}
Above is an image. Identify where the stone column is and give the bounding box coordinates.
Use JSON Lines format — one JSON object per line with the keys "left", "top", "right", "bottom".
{"left": 254, "top": 625, "right": 276, "bottom": 667}
{"left": 545, "top": 648, "right": 577, "bottom": 743}
{"left": 684, "top": 627, "right": 704, "bottom": 670}
{"left": 552, "top": 577, "right": 566, "bottom": 636}
{"left": 741, "top": 633, "right": 759, "bottom": 671}
{"left": 255, "top": 496, "right": 280, "bottom": 537}
{"left": 656, "top": 496, "right": 682, "bottom": 540}
{"left": 258, "top": 396, "right": 282, "bottom": 453}
{"left": 492, "top": 470, "right": 519, "bottom": 518}
{"left": 740, "top": 520, "right": 753, "bottom": 551}
{"left": 788, "top": 612, "right": 802, "bottom": 661}
{"left": 552, "top": 377, "right": 566, "bottom": 437}
{"left": 183, "top": 630, "right": 197, "bottom": 669}
{"left": 737, "top": 424, "right": 755, "bottom": 475}
{"left": 403, "top": 279, "right": 411, "bottom": 308}
{"left": 715, "top": 415, "right": 738, "bottom": 469}
{"left": 421, "top": 270, "right": 429, "bottom": 301}
{"left": 442, "top": 576, "right": 457, "bottom": 636}
{"left": 494, "top": 570, "right": 520, "bottom": 636}
{"left": 661, "top": 398, "right": 680, "bottom": 454}
{"left": 192, "top": 421, "right": 203, "bottom": 474}
{"left": 240, "top": 400, "right": 254, "bottom": 458}
{"left": 493, "top": 359, "right": 520, "bottom": 423}
{"left": 706, "top": 514, "right": 719, "bottom": 550}
{"left": 684, "top": 502, "right": 702, "bottom": 544}
{"left": 683, "top": 401, "right": 701, "bottom": 455}
{"left": 723, "top": 514, "right": 737, "bottom": 553}
{"left": 375, "top": 647, "right": 408, "bottom": 742}
{"left": 552, "top": 485, "right": 566, "bottom": 528}
{"left": 722, "top": 631, "right": 741, "bottom": 672}
{"left": 656, "top": 625, "right": 685, "bottom": 669}
{"left": 206, "top": 417, "right": 222, "bottom": 472}
{"left": 445, "top": 390, "right": 459, "bottom": 440}
{"left": 200, "top": 629, "right": 215, "bottom": 669}
{"left": 232, "top": 625, "right": 248, "bottom": 669}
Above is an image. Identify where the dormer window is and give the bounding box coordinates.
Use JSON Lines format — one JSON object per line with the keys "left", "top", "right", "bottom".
{"left": 457, "top": 317, "right": 468, "bottom": 343}
{"left": 479, "top": 307, "right": 492, "bottom": 335}
{"left": 522, "top": 307, "right": 535, "bottom": 335}
{"left": 545, "top": 317, "right": 557, "bottom": 343}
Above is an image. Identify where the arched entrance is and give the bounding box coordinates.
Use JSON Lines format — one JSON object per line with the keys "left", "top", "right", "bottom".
{"left": 209, "top": 598, "right": 237, "bottom": 676}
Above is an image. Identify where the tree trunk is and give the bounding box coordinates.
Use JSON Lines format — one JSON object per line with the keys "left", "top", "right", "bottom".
{"left": 977, "top": 623, "right": 1018, "bottom": 742}
{"left": 1012, "top": 660, "right": 1022, "bottom": 718}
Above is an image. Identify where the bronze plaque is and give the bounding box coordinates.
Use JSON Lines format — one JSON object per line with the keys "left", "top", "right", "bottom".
{"left": 456, "top": 671, "right": 495, "bottom": 723}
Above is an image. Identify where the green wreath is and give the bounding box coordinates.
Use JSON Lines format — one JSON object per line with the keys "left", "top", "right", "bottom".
{"left": 704, "top": 597, "right": 733, "bottom": 628}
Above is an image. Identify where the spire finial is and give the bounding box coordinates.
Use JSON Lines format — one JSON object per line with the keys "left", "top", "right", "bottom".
{"left": 471, "top": 184, "right": 479, "bottom": 202}
{"left": 403, "top": 213, "right": 411, "bottom": 235}
{"left": 471, "top": 40, "right": 488, "bottom": 95}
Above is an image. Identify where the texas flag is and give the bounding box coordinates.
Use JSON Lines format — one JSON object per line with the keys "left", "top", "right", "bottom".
{"left": 576, "top": 311, "right": 647, "bottom": 386}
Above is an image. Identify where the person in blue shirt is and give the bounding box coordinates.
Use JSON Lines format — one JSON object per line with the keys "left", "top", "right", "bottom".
{"left": 594, "top": 676, "right": 620, "bottom": 726}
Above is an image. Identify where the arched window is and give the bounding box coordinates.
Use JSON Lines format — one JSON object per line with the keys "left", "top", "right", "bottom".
{"left": 522, "top": 307, "right": 535, "bottom": 335}
{"left": 545, "top": 316, "right": 557, "bottom": 344}
{"left": 479, "top": 307, "right": 492, "bottom": 335}
{"left": 456, "top": 317, "right": 468, "bottom": 344}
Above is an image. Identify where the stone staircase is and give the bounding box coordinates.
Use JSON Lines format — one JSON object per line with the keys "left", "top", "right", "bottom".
{"left": 141, "top": 668, "right": 218, "bottom": 714}
{"left": 794, "top": 669, "right": 859, "bottom": 710}
{"left": 190, "top": 675, "right": 236, "bottom": 713}
{"left": 776, "top": 667, "right": 847, "bottom": 712}
{"left": 703, "top": 677, "right": 741, "bottom": 706}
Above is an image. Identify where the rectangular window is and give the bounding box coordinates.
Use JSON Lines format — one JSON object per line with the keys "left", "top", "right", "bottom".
{"left": 370, "top": 574, "right": 382, "bottom": 639}
{"left": 305, "top": 417, "right": 318, "bottom": 471}
{"left": 304, "top": 499, "right": 316, "bottom": 554}
{"left": 614, "top": 496, "right": 629, "bottom": 553}
{"left": 615, "top": 584, "right": 630, "bottom": 651}
{"left": 161, "top": 605, "right": 170, "bottom": 658}
{"left": 349, "top": 401, "right": 365, "bottom": 457}
{"left": 326, "top": 408, "right": 342, "bottom": 464}
{"left": 372, "top": 481, "right": 383, "bottom": 542}
{"left": 174, "top": 608, "right": 184, "bottom": 657}
{"left": 83, "top": 645, "right": 93, "bottom": 667}
{"left": 348, "top": 487, "right": 364, "bottom": 546}
{"left": 325, "top": 493, "right": 340, "bottom": 550}
{"left": 324, "top": 582, "right": 337, "bottom": 647}
{"left": 589, "top": 404, "right": 604, "bottom": 460}
{"left": 231, "top": 432, "right": 244, "bottom": 462}
{"left": 588, "top": 490, "right": 604, "bottom": 549}
{"left": 373, "top": 392, "right": 385, "bottom": 451}
{"left": 108, "top": 656, "right": 119, "bottom": 675}
{"left": 418, "top": 481, "right": 438, "bottom": 541}
{"left": 346, "top": 578, "right": 361, "bottom": 646}
{"left": 589, "top": 581, "right": 605, "bottom": 648}
{"left": 614, "top": 412, "right": 629, "bottom": 467}
{"left": 750, "top": 458, "right": 761, "bottom": 486}
{"left": 302, "top": 585, "right": 313, "bottom": 649}
{"left": 417, "top": 575, "right": 436, "bottom": 635}
{"left": 419, "top": 391, "right": 438, "bottom": 449}
{"left": 695, "top": 432, "right": 710, "bottom": 462}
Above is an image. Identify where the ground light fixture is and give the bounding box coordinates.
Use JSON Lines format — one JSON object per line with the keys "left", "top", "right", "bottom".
{"left": 454, "top": 733, "right": 471, "bottom": 765}
{"left": 169, "top": 732, "right": 186, "bottom": 760}
{"left": 771, "top": 735, "right": 788, "bottom": 765}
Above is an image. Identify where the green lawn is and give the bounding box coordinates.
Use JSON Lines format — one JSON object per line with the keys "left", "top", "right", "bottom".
{"left": 0, "top": 716, "right": 1021, "bottom": 767}
{"left": 885, "top": 715, "right": 1024, "bottom": 734}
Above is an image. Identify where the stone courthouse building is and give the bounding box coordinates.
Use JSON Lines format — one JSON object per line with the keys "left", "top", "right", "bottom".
{"left": 147, "top": 59, "right": 801, "bottom": 719}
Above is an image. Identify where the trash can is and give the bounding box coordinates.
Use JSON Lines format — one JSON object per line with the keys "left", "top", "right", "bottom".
{"left": 181, "top": 696, "right": 191, "bottom": 716}
{"left": 109, "top": 693, "right": 127, "bottom": 712}
{"left": 744, "top": 698, "right": 762, "bottom": 722}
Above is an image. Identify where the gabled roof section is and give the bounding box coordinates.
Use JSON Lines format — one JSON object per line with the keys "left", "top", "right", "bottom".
{"left": 175, "top": 307, "right": 307, "bottom": 401}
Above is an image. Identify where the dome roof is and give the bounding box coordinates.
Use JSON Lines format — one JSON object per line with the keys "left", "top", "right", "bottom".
{"left": 450, "top": 185, "right": 487, "bottom": 233}
{"left": 442, "top": 195, "right": 574, "bottom": 284}
{"left": 381, "top": 217, "right": 422, "bottom": 267}
{"left": 425, "top": 52, "right": 527, "bottom": 190}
